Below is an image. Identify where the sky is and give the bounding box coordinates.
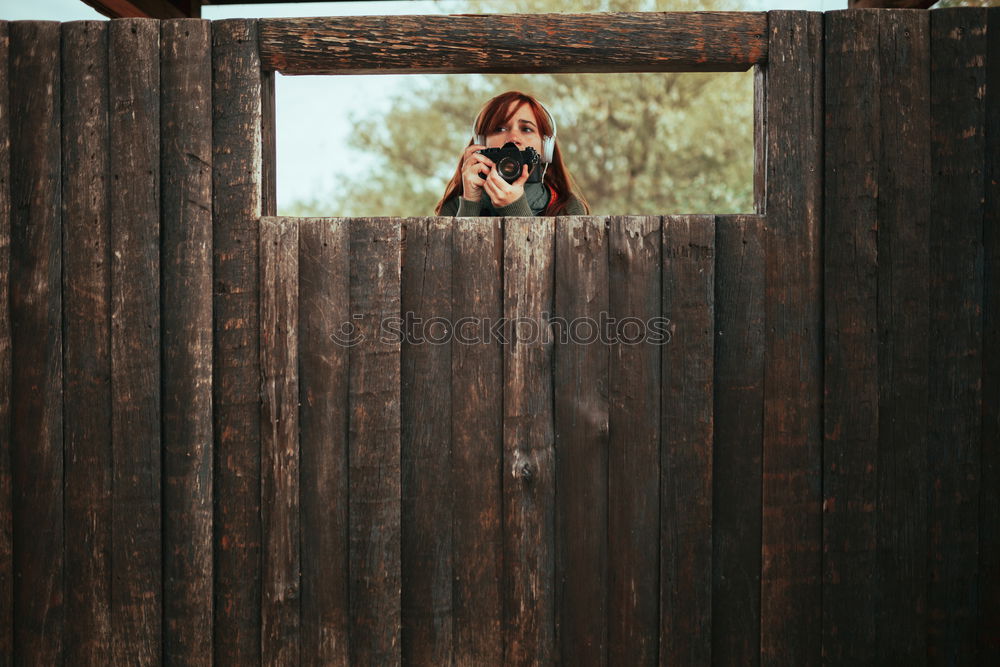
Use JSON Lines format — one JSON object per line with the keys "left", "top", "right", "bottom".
{"left": 1, "top": 0, "right": 836, "bottom": 210}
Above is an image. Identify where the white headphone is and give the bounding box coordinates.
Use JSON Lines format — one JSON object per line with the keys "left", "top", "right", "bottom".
{"left": 472, "top": 99, "right": 557, "bottom": 164}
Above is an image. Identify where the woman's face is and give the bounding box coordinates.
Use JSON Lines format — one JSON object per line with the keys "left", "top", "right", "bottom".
{"left": 485, "top": 101, "right": 545, "bottom": 154}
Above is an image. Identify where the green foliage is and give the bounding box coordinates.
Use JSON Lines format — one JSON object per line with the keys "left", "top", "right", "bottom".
{"left": 283, "top": 0, "right": 756, "bottom": 216}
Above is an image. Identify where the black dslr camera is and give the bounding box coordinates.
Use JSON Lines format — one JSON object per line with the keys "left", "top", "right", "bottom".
{"left": 477, "top": 142, "right": 541, "bottom": 183}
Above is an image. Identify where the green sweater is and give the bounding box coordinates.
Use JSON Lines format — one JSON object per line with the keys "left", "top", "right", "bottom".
{"left": 439, "top": 191, "right": 587, "bottom": 216}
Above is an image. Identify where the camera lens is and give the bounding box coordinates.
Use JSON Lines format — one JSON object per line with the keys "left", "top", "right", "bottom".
{"left": 497, "top": 157, "right": 520, "bottom": 179}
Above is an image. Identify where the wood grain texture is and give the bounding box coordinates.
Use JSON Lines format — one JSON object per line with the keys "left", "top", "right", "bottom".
{"left": 711, "top": 215, "right": 764, "bottom": 667}
{"left": 109, "top": 18, "right": 162, "bottom": 665}
{"left": 503, "top": 218, "right": 556, "bottom": 666}
{"left": 297, "top": 218, "right": 351, "bottom": 664}
{"left": 0, "top": 19, "right": 12, "bottom": 666}
{"left": 260, "top": 216, "right": 301, "bottom": 665}
{"left": 212, "top": 18, "right": 263, "bottom": 664}
{"left": 928, "top": 8, "right": 986, "bottom": 664}
{"left": 160, "top": 18, "right": 213, "bottom": 666}
{"left": 754, "top": 64, "right": 767, "bottom": 215}
{"left": 401, "top": 218, "right": 454, "bottom": 666}
{"left": 660, "top": 215, "right": 714, "bottom": 666}
{"left": 607, "top": 217, "right": 662, "bottom": 665}
{"left": 348, "top": 218, "right": 402, "bottom": 665}
{"left": 61, "top": 20, "right": 112, "bottom": 665}
{"left": 607, "top": 216, "right": 660, "bottom": 667}
{"left": 760, "top": 11, "right": 824, "bottom": 666}
{"left": 259, "top": 12, "right": 768, "bottom": 75}
{"left": 9, "top": 21, "right": 64, "bottom": 664}
{"left": 874, "top": 10, "right": 931, "bottom": 663}
{"left": 821, "top": 11, "right": 880, "bottom": 663}
{"left": 261, "top": 69, "right": 275, "bottom": 217}
{"left": 451, "top": 218, "right": 504, "bottom": 666}
{"left": 981, "top": 8, "right": 1000, "bottom": 661}
{"left": 554, "top": 216, "right": 609, "bottom": 667}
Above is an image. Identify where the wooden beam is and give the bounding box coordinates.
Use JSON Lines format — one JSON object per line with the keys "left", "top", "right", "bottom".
{"left": 849, "top": 1, "right": 935, "bottom": 8}
{"left": 79, "top": 0, "right": 195, "bottom": 19}
{"left": 259, "top": 12, "right": 768, "bottom": 75}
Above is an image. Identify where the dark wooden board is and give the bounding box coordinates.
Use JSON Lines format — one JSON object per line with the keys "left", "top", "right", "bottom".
{"left": 874, "top": 10, "right": 931, "bottom": 663}
{"left": 503, "top": 218, "right": 556, "bottom": 665}
{"left": 0, "top": 20, "right": 10, "bottom": 664}
{"left": 928, "top": 8, "right": 986, "bottom": 663}
{"left": 109, "top": 18, "right": 162, "bottom": 665}
{"left": 259, "top": 12, "right": 768, "bottom": 75}
{"left": 821, "top": 10, "right": 880, "bottom": 663}
{"left": 261, "top": 70, "right": 276, "bottom": 217}
{"left": 607, "top": 216, "right": 661, "bottom": 666}
{"left": 981, "top": 8, "right": 1000, "bottom": 661}
{"left": 160, "top": 18, "right": 213, "bottom": 666}
{"left": 9, "top": 20, "right": 64, "bottom": 665}
{"left": 61, "top": 20, "right": 112, "bottom": 665}
{"left": 450, "top": 218, "right": 504, "bottom": 666}
{"left": 260, "top": 217, "right": 301, "bottom": 665}
{"left": 711, "top": 214, "right": 764, "bottom": 667}
{"left": 348, "top": 218, "right": 402, "bottom": 665}
{"left": 400, "top": 218, "right": 454, "bottom": 665}
{"left": 660, "top": 215, "right": 715, "bottom": 665}
{"left": 211, "top": 18, "right": 264, "bottom": 664}
{"left": 760, "top": 10, "right": 824, "bottom": 665}
{"left": 297, "top": 218, "right": 351, "bottom": 664}
{"left": 554, "top": 216, "right": 609, "bottom": 666}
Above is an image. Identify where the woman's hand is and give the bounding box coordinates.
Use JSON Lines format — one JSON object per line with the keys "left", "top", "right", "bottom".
{"left": 483, "top": 164, "right": 530, "bottom": 208}
{"left": 460, "top": 144, "right": 493, "bottom": 202}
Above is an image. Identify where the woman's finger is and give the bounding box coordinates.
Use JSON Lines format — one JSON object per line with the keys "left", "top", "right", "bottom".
{"left": 514, "top": 164, "right": 530, "bottom": 186}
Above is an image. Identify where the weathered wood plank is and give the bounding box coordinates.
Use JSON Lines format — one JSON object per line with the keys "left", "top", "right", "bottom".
{"left": 401, "top": 218, "right": 454, "bottom": 665}
{"left": 259, "top": 13, "right": 768, "bottom": 75}
{"left": 348, "top": 218, "right": 402, "bottom": 665}
{"left": 874, "top": 10, "right": 930, "bottom": 663}
{"left": 760, "top": 10, "right": 824, "bottom": 665}
{"left": 297, "top": 218, "right": 351, "bottom": 664}
{"left": 161, "top": 18, "right": 213, "bottom": 666}
{"left": 260, "top": 216, "right": 301, "bottom": 665}
{"left": 660, "top": 215, "right": 714, "bottom": 666}
{"left": 554, "top": 216, "right": 609, "bottom": 666}
{"left": 0, "top": 20, "right": 10, "bottom": 664}
{"left": 711, "top": 214, "right": 765, "bottom": 666}
{"left": 928, "top": 8, "right": 986, "bottom": 663}
{"left": 607, "top": 216, "right": 660, "bottom": 667}
{"left": 212, "top": 18, "right": 263, "bottom": 664}
{"left": 754, "top": 64, "right": 767, "bottom": 214}
{"left": 451, "top": 218, "right": 503, "bottom": 666}
{"left": 261, "top": 69, "right": 275, "bottom": 217}
{"left": 981, "top": 9, "right": 1000, "bottom": 661}
{"left": 10, "top": 21, "right": 64, "bottom": 665}
{"left": 503, "top": 218, "right": 556, "bottom": 665}
{"left": 61, "top": 20, "right": 112, "bottom": 665}
{"left": 109, "top": 18, "right": 162, "bottom": 665}
{"left": 821, "top": 11, "right": 880, "bottom": 664}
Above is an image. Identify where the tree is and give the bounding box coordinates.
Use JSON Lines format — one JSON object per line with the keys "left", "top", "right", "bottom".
{"left": 282, "top": 0, "right": 756, "bottom": 217}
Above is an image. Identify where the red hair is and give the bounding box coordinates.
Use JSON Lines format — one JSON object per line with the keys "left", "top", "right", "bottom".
{"left": 435, "top": 91, "right": 590, "bottom": 216}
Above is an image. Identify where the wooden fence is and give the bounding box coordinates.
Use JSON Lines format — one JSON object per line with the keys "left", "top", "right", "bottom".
{"left": 0, "top": 7, "right": 997, "bottom": 665}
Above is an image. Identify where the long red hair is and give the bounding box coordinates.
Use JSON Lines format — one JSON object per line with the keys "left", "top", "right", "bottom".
{"left": 435, "top": 91, "right": 590, "bottom": 216}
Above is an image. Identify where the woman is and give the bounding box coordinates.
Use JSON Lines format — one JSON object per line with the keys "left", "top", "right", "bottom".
{"left": 435, "top": 91, "right": 590, "bottom": 216}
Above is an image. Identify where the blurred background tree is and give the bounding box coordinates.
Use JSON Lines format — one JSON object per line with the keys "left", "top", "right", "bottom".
{"left": 282, "top": 0, "right": 758, "bottom": 216}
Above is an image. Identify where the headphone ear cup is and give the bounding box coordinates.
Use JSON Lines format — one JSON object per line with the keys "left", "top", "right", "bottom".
{"left": 542, "top": 136, "right": 555, "bottom": 163}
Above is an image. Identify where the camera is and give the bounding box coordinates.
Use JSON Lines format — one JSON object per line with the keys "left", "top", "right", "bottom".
{"left": 476, "top": 142, "right": 540, "bottom": 183}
